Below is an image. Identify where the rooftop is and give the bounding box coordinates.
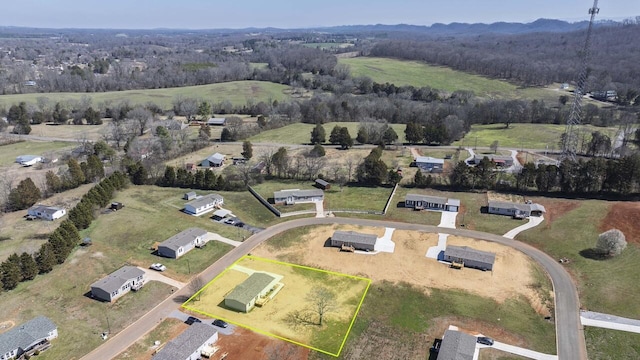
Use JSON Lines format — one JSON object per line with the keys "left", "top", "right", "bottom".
{"left": 91, "top": 266, "right": 145, "bottom": 294}
{"left": 159, "top": 228, "right": 207, "bottom": 252}
{"left": 153, "top": 323, "right": 217, "bottom": 360}
{"left": 315, "top": 178, "right": 330, "bottom": 186}
{"left": 437, "top": 330, "right": 477, "bottom": 360}
{"left": 415, "top": 156, "right": 444, "bottom": 164}
{"left": 28, "top": 204, "right": 65, "bottom": 215}
{"left": 0, "top": 316, "right": 57, "bottom": 356}
{"left": 225, "top": 272, "right": 276, "bottom": 306}
{"left": 185, "top": 194, "right": 223, "bottom": 209}
{"left": 445, "top": 245, "right": 496, "bottom": 265}
{"left": 488, "top": 200, "right": 546, "bottom": 213}
{"left": 273, "top": 189, "right": 324, "bottom": 199}
{"left": 205, "top": 153, "right": 225, "bottom": 164}
{"left": 406, "top": 193, "right": 448, "bottom": 205}
{"left": 332, "top": 230, "right": 378, "bottom": 246}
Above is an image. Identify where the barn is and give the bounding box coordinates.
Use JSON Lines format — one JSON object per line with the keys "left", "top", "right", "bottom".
{"left": 224, "top": 273, "right": 279, "bottom": 313}
{"left": 444, "top": 245, "right": 496, "bottom": 271}
{"left": 330, "top": 230, "right": 377, "bottom": 252}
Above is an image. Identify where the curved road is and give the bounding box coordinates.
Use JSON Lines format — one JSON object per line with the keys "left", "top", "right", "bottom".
{"left": 82, "top": 217, "right": 586, "bottom": 360}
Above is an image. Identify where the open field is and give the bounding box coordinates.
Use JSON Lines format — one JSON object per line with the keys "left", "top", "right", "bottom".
{"left": 114, "top": 318, "right": 188, "bottom": 360}
{"left": 452, "top": 123, "right": 620, "bottom": 150}
{"left": 248, "top": 122, "right": 407, "bottom": 144}
{"left": 339, "top": 57, "right": 563, "bottom": 102}
{"left": 0, "top": 140, "right": 73, "bottom": 166}
{"left": 584, "top": 327, "right": 640, "bottom": 360}
{"left": 183, "top": 256, "right": 370, "bottom": 356}
{"left": 252, "top": 224, "right": 555, "bottom": 358}
{"left": 0, "top": 81, "right": 290, "bottom": 109}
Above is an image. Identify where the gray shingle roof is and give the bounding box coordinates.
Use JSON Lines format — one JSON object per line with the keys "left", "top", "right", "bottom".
{"left": 0, "top": 316, "right": 57, "bottom": 356}
{"left": 315, "top": 179, "right": 330, "bottom": 186}
{"left": 185, "top": 194, "right": 223, "bottom": 209}
{"left": 159, "top": 228, "right": 207, "bottom": 252}
{"left": 437, "top": 330, "right": 477, "bottom": 360}
{"left": 225, "top": 272, "right": 276, "bottom": 306}
{"left": 415, "top": 156, "right": 444, "bottom": 164}
{"left": 205, "top": 153, "right": 225, "bottom": 165}
{"left": 445, "top": 245, "right": 496, "bottom": 265}
{"left": 332, "top": 231, "right": 377, "bottom": 246}
{"left": 28, "top": 205, "right": 64, "bottom": 216}
{"left": 406, "top": 194, "right": 448, "bottom": 205}
{"left": 91, "top": 266, "right": 145, "bottom": 294}
{"left": 273, "top": 189, "right": 324, "bottom": 199}
{"left": 488, "top": 200, "right": 546, "bottom": 213}
{"left": 153, "top": 322, "right": 217, "bottom": 360}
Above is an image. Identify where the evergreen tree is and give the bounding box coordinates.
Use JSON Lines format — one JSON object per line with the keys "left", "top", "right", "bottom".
{"left": 405, "top": 122, "right": 423, "bottom": 144}
{"left": 45, "top": 170, "right": 63, "bottom": 194}
{"left": 388, "top": 169, "right": 402, "bottom": 185}
{"left": 1, "top": 260, "right": 22, "bottom": 290}
{"left": 329, "top": 125, "right": 341, "bottom": 144}
{"left": 356, "top": 127, "right": 369, "bottom": 144}
{"left": 309, "top": 144, "right": 326, "bottom": 157}
{"left": 204, "top": 170, "right": 217, "bottom": 190}
{"left": 194, "top": 170, "right": 205, "bottom": 189}
{"left": 19, "top": 252, "right": 38, "bottom": 281}
{"left": 161, "top": 166, "right": 176, "bottom": 187}
{"left": 242, "top": 141, "right": 253, "bottom": 160}
{"left": 338, "top": 127, "right": 353, "bottom": 149}
{"left": 383, "top": 127, "right": 399, "bottom": 144}
{"left": 36, "top": 243, "right": 57, "bottom": 274}
{"left": 7, "top": 178, "right": 41, "bottom": 211}
{"left": 52, "top": 102, "right": 69, "bottom": 124}
{"left": 310, "top": 124, "right": 326, "bottom": 144}
{"left": 67, "top": 158, "right": 86, "bottom": 187}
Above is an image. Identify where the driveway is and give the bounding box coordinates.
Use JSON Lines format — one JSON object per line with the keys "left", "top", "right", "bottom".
{"left": 489, "top": 341, "right": 558, "bottom": 360}
{"left": 168, "top": 310, "right": 234, "bottom": 335}
{"left": 438, "top": 211, "right": 458, "bottom": 229}
{"left": 315, "top": 200, "right": 325, "bottom": 218}
{"left": 373, "top": 227, "right": 396, "bottom": 253}
{"left": 137, "top": 267, "right": 186, "bottom": 289}
{"left": 503, "top": 216, "right": 544, "bottom": 239}
{"left": 581, "top": 311, "right": 640, "bottom": 333}
{"left": 204, "top": 232, "right": 242, "bottom": 247}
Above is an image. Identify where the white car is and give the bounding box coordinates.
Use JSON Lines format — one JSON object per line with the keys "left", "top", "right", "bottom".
{"left": 150, "top": 263, "right": 166, "bottom": 272}
{"left": 223, "top": 218, "right": 236, "bottom": 225}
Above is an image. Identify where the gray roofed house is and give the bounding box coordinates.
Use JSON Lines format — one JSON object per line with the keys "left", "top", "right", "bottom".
{"left": 183, "top": 191, "right": 197, "bottom": 200}
{"left": 90, "top": 266, "right": 146, "bottom": 302}
{"left": 273, "top": 189, "right": 324, "bottom": 205}
{"left": 184, "top": 194, "right": 224, "bottom": 216}
{"left": 0, "top": 316, "right": 58, "bottom": 360}
{"left": 206, "top": 117, "right": 227, "bottom": 126}
{"left": 153, "top": 323, "right": 218, "bottom": 360}
{"left": 330, "top": 230, "right": 377, "bottom": 251}
{"left": 414, "top": 156, "right": 444, "bottom": 172}
{"left": 487, "top": 200, "right": 546, "bottom": 218}
{"left": 15, "top": 155, "right": 43, "bottom": 167}
{"left": 405, "top": 194, "right": 460, "bottom": 212}
{"left": 444, "top": 245, "right": 496, "bottom": 271}
{"left": 437, "top": 330, "right": 477, "bottom": 360}
{"left": 202, "top": 153, "right": 225, "bottom": 167}
{"left": 224, "top": 272, "right": 279, "bottom": 313}
{"left": 157, "top": 228, "right": 207, "bottom": 259}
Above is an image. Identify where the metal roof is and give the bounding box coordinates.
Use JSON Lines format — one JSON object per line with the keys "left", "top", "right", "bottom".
{"left": 16, "top": 155, "right": 41, "bottom": 163}
{"left": 437, "top": 330, "right": 477, "bottom": 360}
{"left": 153, "top": 323, "right": 217, "bottom": 360}
{"left": 185, "top": 194, "right": 223, "bottom": 209}
{"left": 212, "top": 209, "right": 232, "bottom": 218}
{"left": 445, "top": 245, "right": 496, "bottom": 265}
{"left": 28, "top": 205, "right": 65, "bottom": 215}
{"left": 91, "top": 266, "right": 145, "bottom": 294}
{"left": 205, "top": 153, "right": 225, "bottom": 165}
{"left": 225, "top": 272, "right": 276, "bottom": 306}
{"left": 273, "top": 189, "right": 324, "bottom": 199}
{"left": 159, "top": 228, "right": 207, "bottom": 252}
{"left": 415, "top": 156, "right": 444, "bottom": 164}
{"left": 206, "top": 117, "right": 227, "bottom": 125}
{"left": 0, "top": 316, "right": 57, "bottom": 356}
{"left": 488, "top": 200, "right": 546, "bottom": 213}
{"left": 315, "top": 179, "right": 330, "bottom": 186}
{"left": 448, "top": 199, "right": 461, "bottom": 206}
{"left": 332, "top": 230, "right": 377, "bottom": 246}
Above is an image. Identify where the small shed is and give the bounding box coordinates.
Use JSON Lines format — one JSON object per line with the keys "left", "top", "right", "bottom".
{"left": 184, "top": 191, "right": 197, "bottom": 201}
{"left": 315, "top": 179, "right": 331, "bottom": 190}
{"left": 330, "top": 230, "right": 377, "bottom": 252}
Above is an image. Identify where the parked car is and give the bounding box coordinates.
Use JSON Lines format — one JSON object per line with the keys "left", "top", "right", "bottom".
{"left": 150, "top": 263, "right": 166, "bottom": 272}
{"left": 212, "top": 319, "right": 228, "bottom": 328}
{"left": 185, "top": 316, "right": 201, "bottom": 325}
{"left": 234, "top": 221, "right": 244, "bottom": 227}
{"left": 477, "top": 337, "right": 494, "bottom": 346}
{"left": 223, "top": 218, "right": 236, "bottom": 225}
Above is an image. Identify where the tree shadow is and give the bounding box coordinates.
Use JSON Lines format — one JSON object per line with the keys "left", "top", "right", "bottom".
{"left": 173, "top": 295, "right": 191, "bottom": 304}
{"left": 579, "top": 248, "right": 607, "bottom": 260}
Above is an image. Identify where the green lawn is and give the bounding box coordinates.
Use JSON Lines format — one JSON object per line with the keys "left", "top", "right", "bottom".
{"left": 0, "top": 80, "right": 290, "bottom": 110}
{"left": 452, "top": 123, "right": 620, "bottom": 150}
{"left": 325, "top": 185, "right": 393, "bottom": 213}
{"left": 339, "top": 57, "right": 561, "bottom": 101}
{"left": 248, "top": 122, "right": 407, "bottom": 144}
{"left": 0, "top": 140, "right": 74, "bottom": 166}
{"left": 584, "top": 327, "right": 640, "bottom": 359}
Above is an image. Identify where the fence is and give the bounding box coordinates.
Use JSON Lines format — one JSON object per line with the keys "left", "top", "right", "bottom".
{"left": 247, "top": 185, "right": 281, "bottom": 217}
{"left": 382, "top": 183, "right": 399, "bottom": 215}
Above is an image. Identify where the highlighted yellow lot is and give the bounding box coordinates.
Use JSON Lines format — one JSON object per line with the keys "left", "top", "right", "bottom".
{"left": 182, "top": 255, "right": 370, "bottom": 357}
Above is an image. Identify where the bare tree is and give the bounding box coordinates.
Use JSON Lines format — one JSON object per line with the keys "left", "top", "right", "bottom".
{"left": 596, "top": 229, "right": 627, "bottom": 257}
{"left": 307, "top": 287, "right": 337, "bottom": 326}
{"left": 189, "top": 276, "right": 206, "bottom": 301}
{"left": 345, "top": 156, "right": 358, "bottom": 182}
{"left": 127, "top": 106, "right": 153, "bottom": 136}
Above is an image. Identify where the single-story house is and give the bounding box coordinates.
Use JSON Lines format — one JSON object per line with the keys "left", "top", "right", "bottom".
{"left": 315, "top": 179, "right": 331, "bottom": 190}
{"left": 437, "top": 329, "right": 477, "bottom": 360}
{"left": 153, "top": 323, "right": 218, "bottom": 360}
{"left": 157, "top": 228, "right": 208, "bottom": 259}
{"left": 405, "top": 194, "right": 459, "bottom": 212}
{"left": 444, "top": 245, "right": 496, "bottom": 271}
{"left": 232, "top": 157, "right": 246, "bottom": 165}
{"left": 201, "top": 153, "right": 225, "bottom": 167}
{"left": 183, "top": 191, "right": 197, "bottom": 201}
{"left": 273, "top": 189, "right": 324, "bottom": 205}
{"left": 224, "top": 273, "right": 279, "bottom": 313}
{"left": 206, "top": 117, "right": 227, "bottom": 126}
{"left": 330, "top": 230, "right": 377, "bottom": 252}
{"left": 471, "top": 155, "right": 514, "bottom": 167}
{"left": 414, "top": 156, "right": 444, "bottom": 173}
{"left": 212, "top": 209, "right": 232, "bottom": 220}
{"left": 487, "top": 200, "right": 546, "bottom": 218}
{"left": 27, "top": 205, "right": 66, "bottom": 221}
{"left": 0, "top": 316, "right": 58, "bottom": 360}
{"left": 184, "top": 194, "right": 223, "bottom": 216}
{"left": 90, "top": 266, "right": 146, "bottom": 302}
{"left": 16, "top": 155, "right": 43, "bottom": 167}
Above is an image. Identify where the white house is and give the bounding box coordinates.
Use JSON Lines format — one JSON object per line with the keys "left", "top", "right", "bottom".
{"left": 157, "top": 228, "right": 207, "bottom": 259}
{"left": 414, "top": 156, "right": 444, "bottom": 173}
{"left": 201, "top": 153, "right": 225, "bottom": 167}
{"left": 27, "top": 205, "right": 66, "bottom": 221}
{"left": 90, "top": 266, "right": 146, "bottom": 302}
{"left": 15, "top": 155, "right": 43, "bottom": 167}
{"left": 184, "top": 194, "right": 224, "bottom": 216}
{"left": 153, "top": 323, "right": 218, "bottom": 360}
{"left": 0, "top": 316, "right": 58, "bottom": 360}
{"left": 487, "top": 200, "right": 546, "bottom": 218}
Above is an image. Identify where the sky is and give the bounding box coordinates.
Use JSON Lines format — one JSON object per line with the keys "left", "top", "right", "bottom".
{"left": 2, "top": 0, "right": 639, "bottom": 29}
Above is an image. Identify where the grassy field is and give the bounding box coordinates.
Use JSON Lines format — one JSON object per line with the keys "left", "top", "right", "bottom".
{"left": 0, "top": 80, "right": 290, "bottom": 110}
{"left": 452, "top": 123, "right": 620, "bottom": 150}
{"left": 248, "top": 122, "right": 407, "bottom": 144}
{"left": 339, "top": 57, "right": 562, "bottom": 101}
{"left": 324, "top": 185, "right": 393, "bottom": 213}
{"left": 584, "top": 327, "right": 640, "bottom": 359}
{"left": 0, "top": 140, "right": 74, "bottom": 166}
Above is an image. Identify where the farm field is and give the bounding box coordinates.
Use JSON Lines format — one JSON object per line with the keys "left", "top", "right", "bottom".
{"left": 0, "top": 140, "right": 73, "bottom": 166}
{"left": 248, "top": 122, "right": 407, "bottom": 144}
{"left": 452, "top": 123, "right": 620, "bottom": 150}
{"left": 253, "top": 224, "right": 556, "bottom": 359}
{"left": 183, "top": 255, "right": 370, "bottom": 356}
{"left": 339, "top": 57, "right": 561, "bottom": 101}
{"left": 0, "top": 80, "right": 290, "bottom": 109}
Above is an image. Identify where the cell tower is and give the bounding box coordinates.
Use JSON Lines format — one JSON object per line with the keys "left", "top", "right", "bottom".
{"left": 560, "top": 0, "right": 600, "bottom": 161}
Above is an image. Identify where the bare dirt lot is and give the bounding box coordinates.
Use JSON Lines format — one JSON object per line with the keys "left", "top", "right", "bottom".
{"left": 252, "top": 224, "right": 547, "bottom": 314}
{"left": 216, "top": 326, "right": 309, "bottom": 360}
{"left": 600, "top": 201, "right": 640, "bottom": 245}
{"left": 184, "top": 256, "right": 369, "bottom": 354}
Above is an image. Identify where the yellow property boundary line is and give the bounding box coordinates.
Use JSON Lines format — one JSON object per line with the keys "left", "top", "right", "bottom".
{"left": 182, "top": 255, "right": 371, "bottom": 357}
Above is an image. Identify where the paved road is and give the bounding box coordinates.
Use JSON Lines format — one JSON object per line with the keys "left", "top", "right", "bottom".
{"left": 82, "top": 217, "right": 585, "bottom": 360}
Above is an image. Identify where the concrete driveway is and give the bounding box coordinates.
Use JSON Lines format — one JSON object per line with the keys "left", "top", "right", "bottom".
{"left": 488, "top": 341, "right": 558, "bottom": 360}
{"left": 203, "top": 232, "right": 242, "bottom": 247}
{"left": 137, "top": 267, "right": 186, "bottom": 289}
{"left": 503, "top": 216, "right": 544, "bottom": 239}
{"left": 581, "top": 311, "right": 640, "bottom": 333}
{"left": 438, "top": 211, "right": 458, "bottom": 229}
